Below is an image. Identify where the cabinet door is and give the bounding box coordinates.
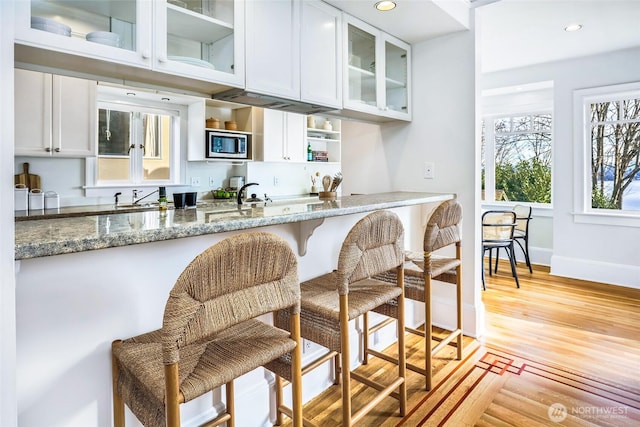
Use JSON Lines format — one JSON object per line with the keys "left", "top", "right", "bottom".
{"left": 15, "top": 69, "right": 52, "bottom": 157}
{"left": 53, "top": 75, "right": 96, "bottom": 157}
{"left": 245, "top": 0, "right": 300, "bottom": 99}
{"left": 382, "top": 32, "right": 412, "bottom": 121}
{"left": 285, "top": 112, "right": 306, "bottom": 162}
{"left": 154, "top": 0, "right": 245, "bottom": 87}
{"left": 261, "top": 109, "right": 305, "bottom": 162}
{"left": 300, "top": 0, "right": 342, "bottom": 108}
{"left": 15, "top": 0, "right": 152, "bottom": 69}
{"left": 262, "top": 109, "right": 287, "bottom": 161}
{"left": 343, "top": 15, "right": 380, "bottom": 116}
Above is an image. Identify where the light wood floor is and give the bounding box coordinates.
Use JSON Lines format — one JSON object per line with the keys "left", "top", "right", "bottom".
{"left": 280, "top": 264, "right": 640, "bottom": 426}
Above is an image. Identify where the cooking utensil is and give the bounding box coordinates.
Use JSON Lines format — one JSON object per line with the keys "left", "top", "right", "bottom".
{"left": 14, "top": 163, "right": 41, "bottom": 191}
{"left": 322, "top": 175, "right": 332, "bottom": 192}
{"left": 330, "top": 172, "right": 342, "bottom": 192}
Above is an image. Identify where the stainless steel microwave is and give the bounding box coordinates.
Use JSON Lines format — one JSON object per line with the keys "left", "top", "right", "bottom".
{"left": 206, "top": 130, "right": 249, "bottom": 159}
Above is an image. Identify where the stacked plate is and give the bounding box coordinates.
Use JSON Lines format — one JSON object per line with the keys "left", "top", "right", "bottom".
{"left": 167, "top": 56, "right": 215, "bottom": 69}
{"left": 86, "top": 31, "right": 121, "bottom": 48}
{"left": 31, "top": 16, "right": 71, "bottom": 37}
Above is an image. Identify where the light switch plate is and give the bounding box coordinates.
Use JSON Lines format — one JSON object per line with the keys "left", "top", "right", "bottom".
{"left": 424, "top": 162, "right": 435, "bottom": 179}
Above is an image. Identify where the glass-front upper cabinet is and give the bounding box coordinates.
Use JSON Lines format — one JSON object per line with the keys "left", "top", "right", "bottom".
{"left": 15, "top": 0, "right": 244, "bottom": 87}
{"left": 343, "top": 14, "right": 411, "bottom": 121}
{"left": 154, "top": 0, "right": 244, "bottom": 87}
{"left": 15, "top": 0, "right": 152, "bottom": 68}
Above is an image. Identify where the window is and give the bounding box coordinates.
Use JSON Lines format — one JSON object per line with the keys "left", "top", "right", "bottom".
{"left": 85, "top": 84, "right": 194, "bottom": 195}
{"left": 574, "top": 82, "right": 640, "bottom": 224}
{"left": 482, "top": 112, "right": 552, "bottom": 204}
{"left": 589, "top": 98, "right": 640, "bottom": 211}
{"left": 97, "top": 101, "right": 177, "bottom": 185}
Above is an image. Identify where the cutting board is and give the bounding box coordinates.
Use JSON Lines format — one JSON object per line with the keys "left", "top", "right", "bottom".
{"left": 14, "top": 163, "right": 41, "bottom": 191}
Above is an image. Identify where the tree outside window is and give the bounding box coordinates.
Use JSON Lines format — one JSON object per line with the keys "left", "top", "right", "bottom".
{"left": 482, "top": 113, "right": 552, "bottom": 204}
{"left": 590, "top": 98, "right": 640, "bottom": 211}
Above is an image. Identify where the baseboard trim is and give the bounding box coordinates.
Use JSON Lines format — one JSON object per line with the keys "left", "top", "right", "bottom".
{"left": 550, "top": 255, "right": 640, "bottom": 289}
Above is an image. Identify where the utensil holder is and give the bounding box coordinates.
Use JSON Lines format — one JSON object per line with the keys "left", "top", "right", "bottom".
{"left": 318, "top": 191, "right": 337, "bottom": 200}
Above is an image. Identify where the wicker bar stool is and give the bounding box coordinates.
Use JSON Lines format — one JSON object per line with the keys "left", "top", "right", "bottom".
{"left": 271, "top": 210, "right": 407, "bottom": 426}
{"left": 111, "top": 232, "right": 303, "bottom": 427}
{"left": 368, "top": 199, "right": 463, "bottom": 390}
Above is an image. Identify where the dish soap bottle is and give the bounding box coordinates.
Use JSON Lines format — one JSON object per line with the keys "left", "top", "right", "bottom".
{"left": 307, "top": 142, "right": 313, "bottom": 161}
{"left": 158, "top": 186, "right": 168, "bottom": 211}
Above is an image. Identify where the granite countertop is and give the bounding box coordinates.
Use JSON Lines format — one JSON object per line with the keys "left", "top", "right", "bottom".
{"left": 15, "top": 192, "right": 454, "bottom": 260}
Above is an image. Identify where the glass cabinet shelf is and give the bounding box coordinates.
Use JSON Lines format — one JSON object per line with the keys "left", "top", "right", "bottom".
{"left": 166, "top": 4, "right": 232, "bottom": 43}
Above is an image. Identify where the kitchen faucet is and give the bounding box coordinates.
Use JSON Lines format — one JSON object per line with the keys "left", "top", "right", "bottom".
{"left": 114, "top": 192, "right": 122, "bottom": 206}
{"left": 237, "top": 182, "right": 258, "bottom": 205}
{"left": 133, "top": 189, "right": 159, "bottom": 206}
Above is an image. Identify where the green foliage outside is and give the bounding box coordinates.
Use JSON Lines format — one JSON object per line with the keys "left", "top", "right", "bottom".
{"left": 495, "top": 159, "right": 551, "bottom": 203}
{"left": 591, "top": 187, "right": 618, "bottom": 209}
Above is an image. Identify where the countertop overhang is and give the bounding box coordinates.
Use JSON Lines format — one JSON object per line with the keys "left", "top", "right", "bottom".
{"left": 15, "top": 192, "right": 454, "bottom": 260}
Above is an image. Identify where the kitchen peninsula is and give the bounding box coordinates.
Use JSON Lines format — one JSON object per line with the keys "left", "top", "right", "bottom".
{"left": 14, "top": 191, "right": 453, "bottom": 427}
{"left": 15, "top": 191, "right": 453, "bottom": 259}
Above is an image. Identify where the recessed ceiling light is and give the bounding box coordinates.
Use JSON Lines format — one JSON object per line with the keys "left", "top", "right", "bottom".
{"left": 375, "top": 1, "right": 396, "bottom": 11}
{"left": 564, "top": 24, "right": 583, "bottom": 32}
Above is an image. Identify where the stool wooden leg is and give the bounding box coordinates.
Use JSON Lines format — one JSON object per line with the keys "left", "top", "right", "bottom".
{"left": 291, "top": 312, "right": 303, "bottom": 427}
{"left": 340, "top": 294, "right": 352, "bottom": 427}
{"left": 456, "top": 244, "right": 463, "bottom": 360}
{"left": 275, "top": 375, "right": 284, "bottom": 426}
{"left": 111, "top": 341, "right": 125, "bottom": 427}
{"left": 226, "top": 381, "right": 235, "bottom": 427}
{"left": 397, "top": 266, "right": 407, "bottom": 416}
{"left": 425, "top": 273, "right": 433, "bottom": 391}
{"left": 363, "top": 312, "right": 369, "bottom": 365}
{"left": 165, "top": 364, "right": 181, "bottom": 427}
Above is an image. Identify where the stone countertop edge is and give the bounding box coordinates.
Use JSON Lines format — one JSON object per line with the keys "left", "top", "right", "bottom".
{"left": 15, "top": 192, "right": 455, "bottom": 260}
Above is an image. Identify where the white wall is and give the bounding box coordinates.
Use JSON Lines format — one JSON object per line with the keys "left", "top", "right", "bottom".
{"left": 1, "top": 1, "right": 17, "bottom": 426}
{"left": 341, "top": 24, "right": 482, "bottom": 336}
{"left": 482, "top": 47, "right": 640, "bottom": 288}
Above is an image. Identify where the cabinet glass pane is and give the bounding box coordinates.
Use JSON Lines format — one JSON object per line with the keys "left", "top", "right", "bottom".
{"left": 385, "top": 41, "right": 408, "bottom": 113}
{"left": 31, "top": 0, "right": 137, "bottom": 51}
{"left": 347, "top": 24, "right": 376, "bottom": 106}
{"left": 165, "top": 0, "right": 235, "bottom": 73}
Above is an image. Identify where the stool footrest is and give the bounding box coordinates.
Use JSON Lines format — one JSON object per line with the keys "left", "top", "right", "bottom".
{"left": 276, "top": 404, "right": 320, "bottom": 427}
{"left": 367, "top": 348, "right": 426, "bottom": 376}
{"left": 200, "top": 412, "right": 232, "bottom": 427}
{"left": 351, "top": 377, "right": 405, "bottom": 424}
{"left": 431, "top": 329, "right": 462, "bottom": 356}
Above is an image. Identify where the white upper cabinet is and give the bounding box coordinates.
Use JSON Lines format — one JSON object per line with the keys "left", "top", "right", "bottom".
{"left": 245, "top": 0, "right": 300, "bottom": 99}
{"left": 245, "top": 0, "right": 341, "bottom": 108}
{"left": 15, "top": 69, "right": 96, "bottom": 157}
{"left": 343, "top": 14, "right": 411, "bottom": 121}
{"left": 300, "top": 0, "right": 342, "bottom": 109}
{"left": 14, "top": 0, "right": 244, "bottom": 87}
{"left": 154, "top": 0, "right": 244, "bottom": 87}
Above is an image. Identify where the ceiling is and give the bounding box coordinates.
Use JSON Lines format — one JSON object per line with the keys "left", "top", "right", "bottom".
{"left": 325, "top": 0, "right": 640, "bottom": 72}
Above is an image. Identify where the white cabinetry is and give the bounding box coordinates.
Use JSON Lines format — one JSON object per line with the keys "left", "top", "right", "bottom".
{"left": 300, "top": 0, "right": 342, "bottom": 108}
{"left": 245, "top": 0, "right": 341, "bottom": 108}
{"left": 257, "top": 109, "right": 306, "bottom": 162}
{"left": 343, "top": 14, "right": 411, "bottom": 122}
{"left": 15, "top": 68, "right": 96, "bottom": 157}
{"left": 14, "top": 0, "right": 244, "bottom": 87}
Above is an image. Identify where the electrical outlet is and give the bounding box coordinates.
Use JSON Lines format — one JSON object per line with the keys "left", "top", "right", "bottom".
{"left": 191, "top": 176, "right": 201, "bottom": 187}
{"left": 302, "top": 339, "right": 313, "bottom": 354}
{"left": 209, "top": 177, "right": 215, "bottom": 187}
{"left": 273, "top": 176, "right": 279, "bottom": 186}
{"left": 424, "top": 162, "right": 435, "bottom": 179}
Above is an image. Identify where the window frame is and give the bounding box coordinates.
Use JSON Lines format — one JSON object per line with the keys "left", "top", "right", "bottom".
{"left": 85, "top": 88, "right": 190, "bottom": 198}
{"left": 482, "top": 109, "right": 554, "bottom": 210}
{"left": 573, "top": 82, "right": 640, "bottom": 228}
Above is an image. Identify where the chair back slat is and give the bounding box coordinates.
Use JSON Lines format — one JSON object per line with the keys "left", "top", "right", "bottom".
{"left": 335, "top": 210, "right": 404, "bottom": 293}
{"left": 162, "top": 232, "right": 299, "bottom": 364}
{"left": 513, "top": 204, "right": 532, "bottom": 233}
